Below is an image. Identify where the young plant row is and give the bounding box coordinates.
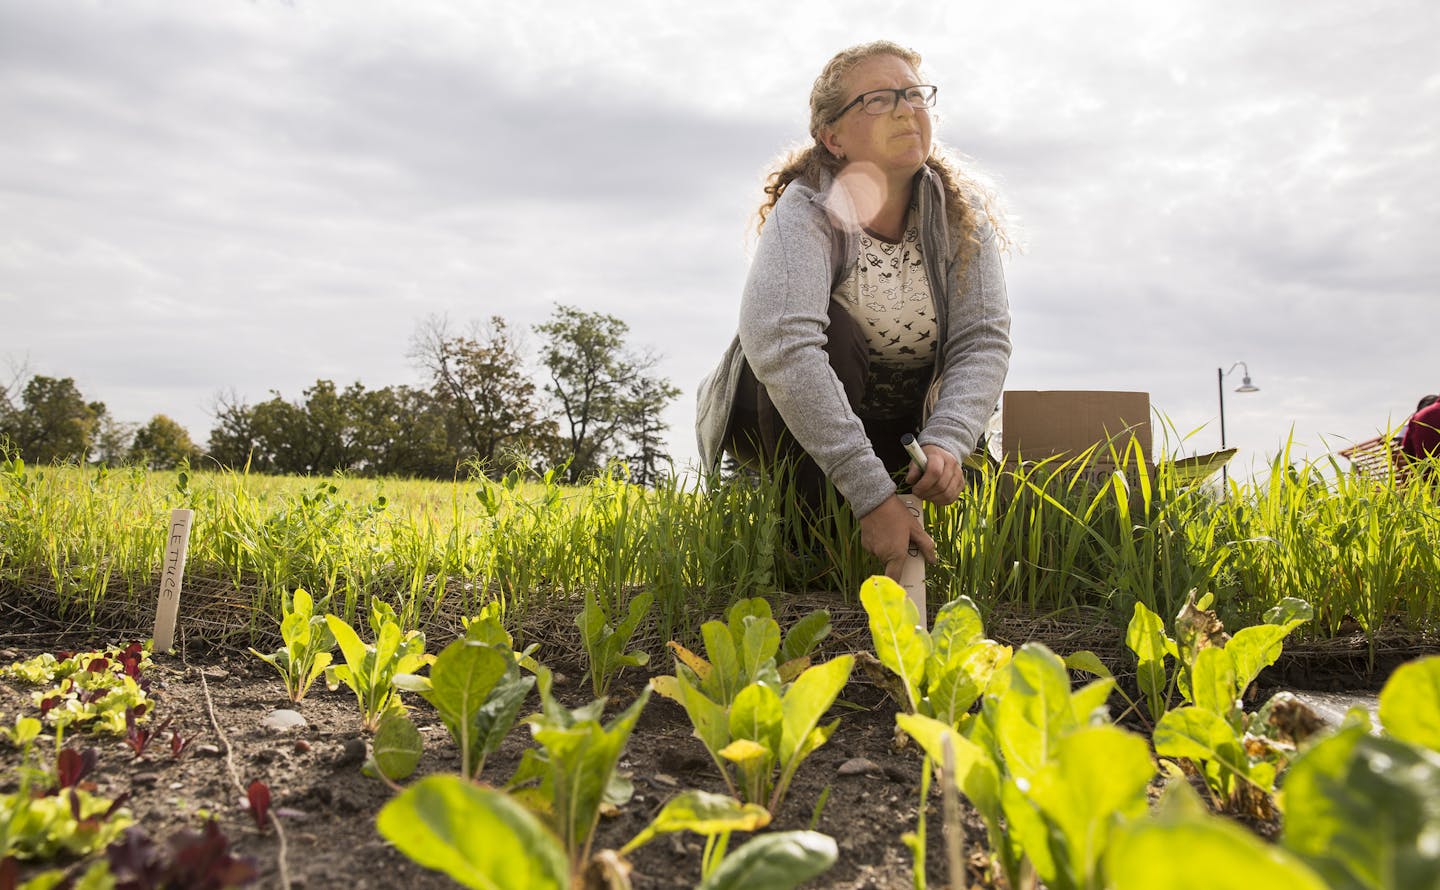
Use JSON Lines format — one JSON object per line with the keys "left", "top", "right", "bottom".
{"left": 246, "top": 589, "right": 849, "bottom": 889}
{"left": 858, "top": 574, "right": 1440, "bottom": 889}
{"left": 1, "top": 644, "right": 253, "bottom": 889}
{"left": 5, "top": 437, "right": 1439, "bottom": 651}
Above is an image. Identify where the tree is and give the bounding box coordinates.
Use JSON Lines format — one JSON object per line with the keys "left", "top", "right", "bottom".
{"left": 535, "top": 305, "right": 680, "bottom": 484}
{"left": 206, "top": 391, "right": 266, "bottom": 471}
{"left": 0, "top": 360, "right": 24, "bottom": 448}
{"left": 207, "top": 381, "right": 459, "bottom": 478}
{"left": 0, "top": 375, "right": 103, "bottom": 464}
{"left": 347, "top": 384, "right": 455, "bottom": 478}
{"left": 410, "top": 315, "right": 559, "bottom": 477}
{"left": 245, "top": 381, "right": 353, "bottom": 476}
{"left": 90, "top": 410, "right": 135, "bottom": 467}
{"left": 618, "top": 374, "right": 681, "bottom": 486}
{"left": 131, "top": 415, "right": 201, "bottom": 470}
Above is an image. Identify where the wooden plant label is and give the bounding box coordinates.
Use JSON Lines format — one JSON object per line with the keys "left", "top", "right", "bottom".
{"left": 898, "top": 493, "right": 926, "bottom": 626}
{"left": 153, "top": 508, "right": 193, "bottom": 653}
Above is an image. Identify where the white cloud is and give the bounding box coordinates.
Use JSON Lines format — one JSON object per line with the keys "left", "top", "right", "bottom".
{"left": 1, "top": 0, "right": 1436, "bottom": 481}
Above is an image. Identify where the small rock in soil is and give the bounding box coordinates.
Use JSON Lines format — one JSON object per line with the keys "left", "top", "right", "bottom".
{"left": 333, "top": 737, "right": 367, "bottom": 769}
{"left": 202, "top": 667, "right": 230, "bottom": 682}
{"left": 131, "top": 772, "right": 160, "bottom": 788}
{"left": 195, "top": 744, "right": 222, "bottom": 758}
{"left": 838, "top": 757, "right": 883, "bottom": 777}
{"left": 261, "top": 709, "right": 307, "bottom": 732}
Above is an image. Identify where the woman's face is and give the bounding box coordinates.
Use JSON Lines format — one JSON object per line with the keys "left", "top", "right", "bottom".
{"left": 822, "top": 54, "right": 932, "bottom": 180}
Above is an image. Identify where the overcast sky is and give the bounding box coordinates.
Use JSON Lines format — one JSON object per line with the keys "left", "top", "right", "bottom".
{"left": 2, "top": 0, "right": 1436, "bottom": 481}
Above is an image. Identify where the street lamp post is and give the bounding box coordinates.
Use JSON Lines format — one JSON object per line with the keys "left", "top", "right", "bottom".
{"left": 1218, "top": 362, "right": 1260, "bottom": 489}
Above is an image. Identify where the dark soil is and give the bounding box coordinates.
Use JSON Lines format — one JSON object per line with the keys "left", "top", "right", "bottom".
{"left": 0, "top": 635, "right": 993, "bottom": 890}
{"left": 1, "top": 611, "right": 1422, "bottom": 890}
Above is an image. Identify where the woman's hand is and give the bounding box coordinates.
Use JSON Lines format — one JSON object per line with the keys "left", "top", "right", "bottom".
{"left": 859, "top": 495, "right": 936, "bottom": 581}
{"left": 905, "top": 444, "right": 965, "bottom": 506}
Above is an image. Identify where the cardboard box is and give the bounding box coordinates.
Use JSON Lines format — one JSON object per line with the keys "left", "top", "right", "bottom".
{"left": 1001, "top": 391, "right": 1152, "bottom": 463}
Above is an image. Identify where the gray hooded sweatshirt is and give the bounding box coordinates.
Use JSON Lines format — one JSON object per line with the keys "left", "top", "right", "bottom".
{"left": 695, "top": 164, "right": 1011, "bottom": 519}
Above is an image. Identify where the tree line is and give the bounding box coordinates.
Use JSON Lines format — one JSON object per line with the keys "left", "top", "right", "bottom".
{"left": 1, "top": 305, "right": 682, "bottom": 485}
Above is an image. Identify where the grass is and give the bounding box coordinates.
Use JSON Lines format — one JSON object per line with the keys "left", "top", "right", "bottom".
{"left": 1, "top": 436, "right": 1437, "bottom": 653}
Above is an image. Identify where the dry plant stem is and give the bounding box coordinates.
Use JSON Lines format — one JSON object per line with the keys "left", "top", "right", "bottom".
{"left": 200, "top": 669, "right": 292, "bottom": 890}
{"left": 941, "top": 736, "right": 965, "bottom": 890}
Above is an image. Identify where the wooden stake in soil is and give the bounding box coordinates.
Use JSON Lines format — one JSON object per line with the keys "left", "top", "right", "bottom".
{"left": 153, "top": 508, "right": 193, "bottom": 653}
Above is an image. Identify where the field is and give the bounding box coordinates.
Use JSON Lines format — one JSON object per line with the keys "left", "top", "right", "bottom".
{"left": 2, "top": 447, "right": 1439, "bottom": 888}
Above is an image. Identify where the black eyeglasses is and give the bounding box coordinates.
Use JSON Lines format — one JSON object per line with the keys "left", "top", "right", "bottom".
{"left": 829, "top": 85, "right": 938, "bottom": 123}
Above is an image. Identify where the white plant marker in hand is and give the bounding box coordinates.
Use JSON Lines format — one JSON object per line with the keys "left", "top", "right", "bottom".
{"left": 899, "top": 435, "right": 927, "bottom": 626}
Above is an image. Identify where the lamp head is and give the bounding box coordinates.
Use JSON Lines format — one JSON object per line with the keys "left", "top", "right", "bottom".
{"left": 1235, "top": 376, "right": 1259, "bottom": 393}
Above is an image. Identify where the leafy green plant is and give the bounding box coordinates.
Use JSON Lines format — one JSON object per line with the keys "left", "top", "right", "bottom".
{"left": 1150, "top": 595, "right": 1313, "bottom": 811}
{"left": 688, "top": 830, "right": 837, "bottom": 890}
{"left": 325, "top": 599, "right": 431, "bottom": 732}
{"left": 620, "top": 789, "right": 837, "bottom": 888}
{"left": 379, "top": 777, "right": 836, "bottom": 890}
{"left": 364, "top": 709, "right": 425, "bottom": 782}
{"left": 1250, "top": 654, "right": 1440, "bottom": 890}
{"left": 378, "top": 776, "right": 570, "bottom": 890}
{"left": 506, "top": 667, "right": 650, "bottom": 873}
{"left": 859, "top": 576, "right": 1011, "bottom": 724}
{"left": 657, "top": 597, "right": 832, "bottom": 707}
{"left": 393, "top": 611, "right": 537, "bottom": 781}
{"left": 1108, "top": 780, "right": 1329, "bottom": 890}
{"left": 1376, "top": 653, "right": 1440, "bottom": 752}
{"left": 0, "top": 784, "right": 133, "bottom": 862}
{"left": 248, "top": 588, "right": 335, "bottom": 703}
{"left": 575, "top": 588, "right": 653, "bottom": 698}
{"left": 893, "top": 631, "right": 1144, "bottom": 890}
{"left": 650, "top": 598, "right": 848, "bottom": 812}
{"left": 1122, "top": 599, "right": 1178, "bottom": 724}
{"left": 4, "top": 643, "right": 154, "bottom": 740}
{"left": 0, "top": 715, "right": 41, "bottom": 752}
{"left": 1280, "top": 722, "right": 1440, "bottom": 890}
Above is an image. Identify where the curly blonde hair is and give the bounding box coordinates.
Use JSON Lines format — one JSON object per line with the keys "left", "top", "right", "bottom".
{"left": 756, "top": 40, "right": 1006, "bottom": 262}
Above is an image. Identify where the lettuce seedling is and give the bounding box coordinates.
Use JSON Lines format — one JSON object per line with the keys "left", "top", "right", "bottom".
{"left": 103, "top": 820, "right": 258, "bottom": 889}
{"left": 1377, "top": 654, "right": 1440, "bottom": 752}
{"left": 896, "top": 638, "right": 1132, "bottom": 890}
{"left": 378, "top": 776, "right": 571, "bottom": 890}
{"left": 124, "top": 709, "right": 172, "bottom": 759}
{"left": 0, "top": 781, "right": 133, "bottom": 861}
{"left": 393, "top": 635, "right": 535, "bottom": 781}
{"left": 618, "top": 789, "right": 837, "bottom": 888}
{"left": 619, "top": 790, "right": 770, "bottom": 870}
{"left": 1107, "top": 781, "right": 1329, "bottom": 890}
{"left": 575, "top": 589, "right": 652, "bottom": 698}
{"left": 8, "top": 645, "right": 154, "bottom": 739}
{"left": 859, "top": 577, "right": 1010, "bottom": 725}
{"left": 244, "top": 781, "right": 270, "bottom": 832}
{"left": 381, "top": 777, "right": 836, "bottom": 890}
{"left": 652, "top": 598, "right": 848, "bottom": 812}
{"left": 656, "top": 597, "right": 831, "bottom": 709}
{"left": 1152, "top": 596, "right": 1313, "bottom": 811}
{"left": 365, "top": 710, "right": 424, "bottom": 782}
{"left": 325, "top": 599, "right": 431, "bottom": 732}
{"left": 249, "top": 588, "right": 335, "bottom": 703}
{"left": 169, "top": 726, "right": 193, "bottom": 761}
{"left": 507, "top": 667, "right": 649, "bottom": 873}
{"left": 53, "top": 747, "right": 98, "bottom": 791}
{"left": 1281, "top": 723, "right": 1440, "bottom": 890}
